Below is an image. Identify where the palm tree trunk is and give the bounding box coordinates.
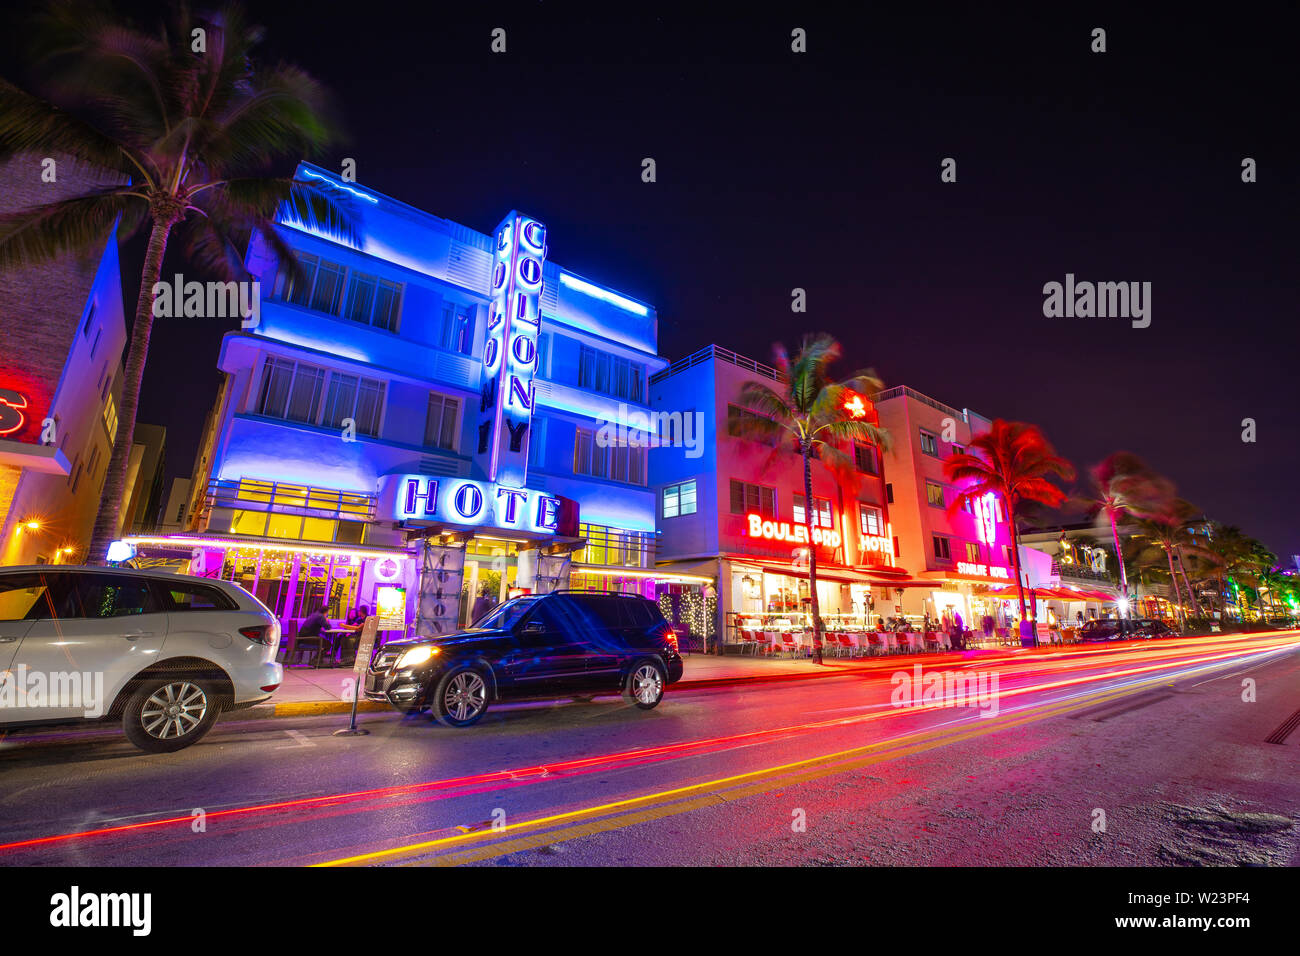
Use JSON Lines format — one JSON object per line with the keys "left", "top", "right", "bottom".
{"left": 1165, "top": 548, "right": 1185, "bottom": 632}
{"left": 1109, "top": 510, "right": 1130, "bottom": 618}
{"left": 87, "top": 213, "right": 177, "bottom": 563}
{"left": 1005, "top": 497, "right": 1033, "bottom": 647}
{"left": 802, "top": 444, "right": 823, "bottom": 665}
{"left": 1175, "top": 548, "right": 1201, "bottom": 618}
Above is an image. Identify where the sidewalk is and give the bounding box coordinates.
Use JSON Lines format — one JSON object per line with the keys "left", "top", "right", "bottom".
{"left": 247, "top": 651, "right": 894, "bottom": 720}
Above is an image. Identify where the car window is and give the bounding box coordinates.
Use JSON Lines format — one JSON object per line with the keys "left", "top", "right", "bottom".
{"left": 158, "top": 581, "right": 238, "bottom": 611}
{"left": 475, "top": 596, "right": 536, "bottom": 630}
{"left": 56, "top": 573, "right": 160, "bottom": 619}
{"left": 0, "top": 574, "right": 53, "bottom": 621}
{"left": 540, "top": 596, "right": 609, "bottom": 642}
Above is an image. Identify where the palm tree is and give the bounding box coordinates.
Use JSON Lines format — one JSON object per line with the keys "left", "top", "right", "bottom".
{"left": 0, "top": 2, "right": 356, "bottom": 563}
{"left": 1084, "top": 453, "right": 1174, "bottom": 621}
{"left": 1202, "top": 524, "right": 1253, "bottom": 619}
{"left": 944, "top": 420, "right": 1075, "bottom": 643}
{"left": 1128, "top": 513, "right": 1196, "bottom": 630}
{"left": 735, "top": 335, "right": 890, "bottom": 665}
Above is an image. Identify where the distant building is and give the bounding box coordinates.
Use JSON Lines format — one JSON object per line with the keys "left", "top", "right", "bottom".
{"left": 120, "top": 423, "right": 166, "bottom": 533}
{"left": 157, "top": 476, "right": 192, "bottom": 533}
{"left": 649, "top": 345, "right": 901, "bottom": 648}
{"left": 0, "top": 154, "right": 127, "bottom": 565}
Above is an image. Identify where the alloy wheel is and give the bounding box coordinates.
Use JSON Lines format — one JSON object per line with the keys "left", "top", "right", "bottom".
{"left": 632, "top": 664, "right": 663, "bottom": 705}
{"left": 444, "top": 672, "right": 487, "bottom": 722}
{"left": 140, "top": 682, "right": 209, "bottom": 740}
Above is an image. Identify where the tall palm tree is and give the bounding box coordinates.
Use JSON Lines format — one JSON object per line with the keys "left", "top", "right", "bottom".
{"left": 735, "top": 335, "right": 890, "bottom": 665}
{"left": 1202, "top": 523, "right": 1253, "bottom": 619}
{"left": 944, "top": 420, "right": 1075, "bottom": 642}
{"left": 1084, "top": 453, "right": 1174, "bottom": 620}
{"left": 0, "top": 2, "right": 356, "bottom": 562}
{"left": 1128, "top": 512, "right": 1198, "bottom": 630}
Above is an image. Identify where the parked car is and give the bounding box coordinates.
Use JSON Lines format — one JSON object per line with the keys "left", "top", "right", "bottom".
{"left": 365, "top": 590, "right": 684, "bottom": 726}
{"left": 1130, "top": 618, "right": 1176, "bottom": 639}
{"left": 0, "top": 567, "right": 282, "bottom": 752}
{"left": 1078, "top": 619, "right": 1126, "bottom": 642}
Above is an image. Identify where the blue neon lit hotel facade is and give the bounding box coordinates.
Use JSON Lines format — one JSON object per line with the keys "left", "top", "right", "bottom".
{"left": 129, "top": 164, "right": 712, "bottom": 636}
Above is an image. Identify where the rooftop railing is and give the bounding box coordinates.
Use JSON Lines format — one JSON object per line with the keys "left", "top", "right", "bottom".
{"left": 650, "top": 345, "right": 782, "bottom": 385}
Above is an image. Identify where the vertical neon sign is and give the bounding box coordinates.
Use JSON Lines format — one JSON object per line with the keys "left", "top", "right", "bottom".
{"left": 477, "top": 212, "right": 546, "bottom": 488}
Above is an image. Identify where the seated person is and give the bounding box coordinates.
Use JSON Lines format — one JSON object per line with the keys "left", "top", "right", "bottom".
{"left": 293, "top": 604, "right": 330, "bottom": 664}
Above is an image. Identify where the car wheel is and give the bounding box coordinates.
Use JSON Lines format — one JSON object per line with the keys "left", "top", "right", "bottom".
{"left": 431, "top": 666, "right": 491, "bottom": 727}
{"left": 122, "top": 677, "right": 221, "bottom": 753}
{"left": 623, "top": 659, "right": 666, "bottom": 710}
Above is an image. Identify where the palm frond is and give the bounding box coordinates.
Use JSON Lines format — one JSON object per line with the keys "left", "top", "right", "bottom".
{"left": 0, "top": 187, "right": 141, "bottom": 267}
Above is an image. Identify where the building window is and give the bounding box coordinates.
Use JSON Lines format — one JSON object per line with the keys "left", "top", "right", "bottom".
{"left": 729, "top": 479, "right": 776, "bottom": 518}
{"left": 438, "top": 302, "right": 474, "bottom": 354}
{"left": 886, "top": 483, "right": 894, "bottom": 504}
{"left": 893, "top": 536, "right": 901, "bottom": 558}
{"left": 529, "top": 418, "right": 547, "bottom": 467}
{"left": 663, "top": 480, "right": 697, "bottom": 519}
{"left": 310, "top": 260, "right": 346, "bottom": 314}
{"left": 322, "top": 373, "right": 385, "bottom": 436}
{"left": 932, "top": 535, "right": 951, "bottom": 561}
{"left": 578, "top": 345, "right": 644, "bottom": 402}
{"left": 424, "top": 392, "right": 460, "bottom": 451}
{"left": 1005, "top": 545, "right": 1015, "bottom": 565}
{"left": 859, "top": 504, "right": 883, "bottom": 536}
{"left": 727, "top": 404, "right": 777, "bottom": 443}
{"left": 792, "top": 494, "right": 832, "bottom": 528}
{"left": 952, "top": 444, "right": 964, "bottom": 458}
{"left": 82, "top": 301, "right": 97, "bottom": 337}
{"left": 102, "top": 394, "right": 118, "bottom": 444}
{"left": 926, "top": 480, "right": 945, "bottom": 508}
{"left": 257, "top": 358, "right": 384, "bottom": 437}
{"left": 573, "top": 427, "right": 645, "bottom": 485}
{"left": 920, "top": 430, "right": 939, "bottom": 457}
{"left": 280, "top": 252, "right": 402, "bottom": 332}
{"left": 853, "top": 442, "right": 878, "bottom": 474}
{"left": 965, "top": 541, "right": 981, "bottom": 563}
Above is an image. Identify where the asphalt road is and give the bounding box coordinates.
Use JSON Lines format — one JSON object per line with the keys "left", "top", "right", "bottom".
{"left": 2, "top": 632, "right": 1298, "bottom": 867}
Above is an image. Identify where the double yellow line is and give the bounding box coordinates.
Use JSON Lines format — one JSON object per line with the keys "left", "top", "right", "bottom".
{"left": 316, "top": 675, "right": 1169, "bottom": 867}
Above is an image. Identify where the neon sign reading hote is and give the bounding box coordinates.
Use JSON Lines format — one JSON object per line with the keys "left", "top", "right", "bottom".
{"left": 394, "top": 476, "right": 561, "bottom": 536}
{"left": 747, "top": 514, "right": 841, "bottom": 548}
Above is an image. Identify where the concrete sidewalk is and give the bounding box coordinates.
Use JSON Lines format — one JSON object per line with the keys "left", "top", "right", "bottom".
{"left": 246, "top": 651, "right": 901, "bottom": 719}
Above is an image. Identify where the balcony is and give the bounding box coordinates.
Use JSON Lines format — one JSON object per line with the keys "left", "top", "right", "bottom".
{"left": 1053, "top": 559, "right": 1113, "bottom": 584}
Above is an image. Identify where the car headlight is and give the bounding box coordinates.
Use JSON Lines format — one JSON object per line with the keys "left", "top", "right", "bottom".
{"left": 395, "top": 645, "right": 439, "bottom": 669}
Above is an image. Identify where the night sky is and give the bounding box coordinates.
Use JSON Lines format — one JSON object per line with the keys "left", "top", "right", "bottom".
{"left": 6, "top": 4, "right": 1297, "bottom": 556}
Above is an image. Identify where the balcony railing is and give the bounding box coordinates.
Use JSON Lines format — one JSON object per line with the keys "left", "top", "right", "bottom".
{"left": 650, "top": 345, "right": 782, "bottom": 385}
{"left": 1052, "top": 560, "right": 1113, "bottom": 583}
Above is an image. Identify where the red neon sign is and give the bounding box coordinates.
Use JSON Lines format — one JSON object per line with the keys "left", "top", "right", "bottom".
{"left": 0, "top": 388, "right": 28, "bottom": 437}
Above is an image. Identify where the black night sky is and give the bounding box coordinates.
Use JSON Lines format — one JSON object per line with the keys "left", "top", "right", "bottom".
{"left": 6, "top": 4, "right": 1297, "bottom": 556}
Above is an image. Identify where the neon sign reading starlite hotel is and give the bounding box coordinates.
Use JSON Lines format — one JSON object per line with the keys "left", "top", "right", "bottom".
{"left": 477, "top": 212, "right": 546, "bottom": 488}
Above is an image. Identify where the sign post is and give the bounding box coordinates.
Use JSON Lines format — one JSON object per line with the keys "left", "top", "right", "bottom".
{"left": 334, "top": 615, "right": 377, "bottom": 737}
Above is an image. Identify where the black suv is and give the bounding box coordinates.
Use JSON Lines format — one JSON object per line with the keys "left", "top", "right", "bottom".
{"left": 365, "top": 591, "right": 685, "bottom": 726}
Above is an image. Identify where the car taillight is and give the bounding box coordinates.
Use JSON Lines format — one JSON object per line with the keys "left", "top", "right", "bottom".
{"left": 239, "top": 625, "right": 273, "bottom": 645}
{"left": 661, "top": 626, "right": 679, "bottom": 652}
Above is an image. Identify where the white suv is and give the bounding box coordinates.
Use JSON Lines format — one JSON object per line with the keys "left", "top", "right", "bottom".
{"left": 0, "top": 566, "right": 282, "bottom": 752}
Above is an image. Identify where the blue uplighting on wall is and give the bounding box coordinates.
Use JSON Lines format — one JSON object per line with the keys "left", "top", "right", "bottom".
{"left": 559, "top": 273, "right": 650, "bottom": 316}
